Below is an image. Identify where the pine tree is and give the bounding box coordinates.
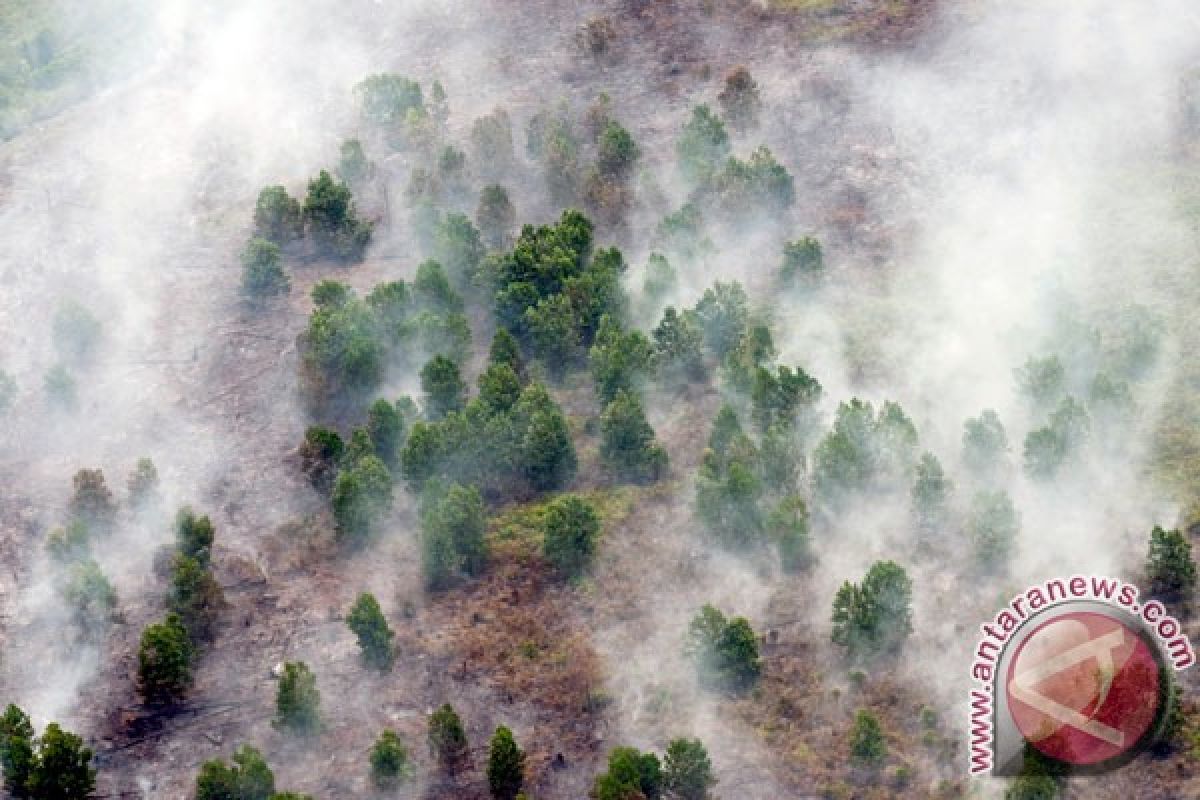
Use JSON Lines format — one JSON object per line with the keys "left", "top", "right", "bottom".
{"left": 849, "top": 709, "right": 886, "bottom": 767}
{"left": 542, "top": 495, "right": 600, "bottom": 578}
{"left": 370, "top": 730, "right": 414, "bottom": 790}
{"left": 274, "top": 662, "right": 320, "bottom": 735}
{"left": 663, "top": 737, "right": 715, "bottom": 800}
{"left": 137, "top": 613, "right": 194, "bottom": 706}
{"left": 1147, "top": 526, "right": 1197, "bottom": 602}
{"left": 486, "top": 726, "right": 525, "bottom": 800}
{"left": 346, "top": 592, "right": 395, "bottom": 671}
{"left": 428, "top": 704, "right": 468, "bottom": 771}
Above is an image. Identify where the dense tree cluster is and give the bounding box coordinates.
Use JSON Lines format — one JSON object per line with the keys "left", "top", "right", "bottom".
{"left": 1022, "top": 396, "right": 1090, "bottom": 480}
{"left": 591, "top": 738, "right": 715, "bottom": 800}
{"left": 299, "top": 270, "right": 469, "bottom": 411}
{"left": 684, "top": 604, "right": 762, "bottom": 691}
{"left": 694, "top": 404, "right": 807, "bottom": 565}
{"left": 831, "top": 561, "right": 913, "bottom": 661}
{"left": 813, "top": 398, "right": 919, "bottom": 507}
{"left": 401, "top": 374, "right": 576, "bottom": 500}
{"left": 1, "top": 705, "right": 96, "bottom": 799}
{"left": 482, "top": 210, "right": 630, "bottom": 376}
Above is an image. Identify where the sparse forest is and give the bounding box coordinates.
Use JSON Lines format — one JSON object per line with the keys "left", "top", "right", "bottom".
{"left": 1, "top": 1, "right": 1200, "bottom": 799}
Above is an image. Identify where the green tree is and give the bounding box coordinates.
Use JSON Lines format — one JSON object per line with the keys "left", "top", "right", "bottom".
{"left": 303, "top": 169, "right": 371, "bottom": 262}
{"left": 346, "top": 592, "right": 395, "bottom": 671}
{"left": 433, "top": 214, "right": 485, "bottom": 290}
{"left": 1146, "top": 526, "right": 1197, "bottom": 602}
{"left": 523, "top": 293, "right": 579, "bottom": 377}
{"left": 0, "top": 704, "right": 35, "bottom": 797}
{"left": 962, "top": 410, "right": 1008, "bottom": 476}
{"left": 590, "top": 316, "right": 653, "bottom": 405}
{"left": 1023, "top": 396, "right": 1089, "bottom": 480}
{"left": 425, "top": 484, "right": 487, "bottom": 581}
{"left": 522, "top": 406, "right": 578, "bottom": 491}
{"left": 337, "top": 138, "right": 370, "bottom": 183}
{"left": 64, "top": 559, "right": 117, "bottom": 633}
{"left": 780, "top": 237, "right": 823, "bottom": 286}
{"left": 1015, "top": 355, "right": 1066, "bottom": 410}
{"left": 421, "top": 355, "right": 466, "bottom": 419}
{"left": 849, "top": 710, "right": 886, "bottom": 767}
{"left": 370, "top": 730, "right": 414, "bottom": 790}
{"left": 663, "top": 737, "right": 715, "bottom": 800}
{"left": 592, "top": 746, "right": 663, "bottom": 800}
{"left": 596, "top": 121, "right": 640, "bottom": 178}
{"left": 195, "top": 745, "right": 275, "bottom": 800}
{"left": 693, "top": 281, "right": 749, "bottom": 360}
{"left": 53, "top": 300, "right": 102, "bottom": 363}
{"left": 331, "top": 454, "right": 394, "bottom": 544}
{"left": 685, "top": 605, "right": 762, "bottom": 691}
{"left": 769, "top": 494, "right": 811, "bottom": 573}
{"left": 600, "top": 390, "right": 668, "bottom": 483}
{"left": 652, "top": 306, "right": 705, "bottom": 385}
{"left": 477, "top": 185, "right": 517, "bottom": 250}
{"left": 355, "top": 73, "right": 424, "bottom": 126}
{"left": 241, "top": 237, "right": 289, "bottom": 298}
{"left": 1004, "top": 775, "right": 1058, "bottom": 800}
{"left": 717, "top": 65, "right": 761, "bottom": 131}
{"left": 25, "top": 723, "right": 95, "bottom": 800}
{"left": 137, "top": 613, "right": 194, "bottom": 706}
{"left": 968, "top": 490, "right": 1019, "bottom": 570}
{"left": 168, "top": 554, "right": 225, "bottom": 642}
{"left": 486, "top": 726, "right": 525, "bottom": 800}
{"left": 677, "top": 105, "right": 730, "bottom": 186}
{"left": 367, "top": 398, "right": 405, "bottom": 468}
{"left": 175, "top": 506, "right": 215, "bottom": 566}
{"left": 428, "top": 704, "right": 467, "bottom": 771}
{"left": 750, "top": 364, "right": 821, "bottom": 433}
{"left": 298, "top": 284, "right": 384, "bottom": 408}
{"left": 479, "top": 364, "right": 522, "bottom": 414}
{"left": 300, "top": 426, "right": 344, "bottom": 494}
{"left": 127, "top": 457, "right": 159, "bottom": 508}
{"left": 695, "top": 407, "right": 764, "bottom": 549}
{"left": 489, "top": 328, "right": 523, "bottom": 374}
{"left": 911, "top": 452, "right": 952, "bottom": 533}
{"left": 68, "top": 468, "right": 116, "bottom": 533}
{"left": 642, "top": 252, "right": 677, "bottom": 304}
{"left": 542, "top": 494, "right": 601, "bottom": 578}
{"left": 470, "top": 110, "right": 516, "bottom": 180}
{"left": 253, "top": 186, "right": 303, "bottom": 244}
{"left": 711, "top": 146, "right": 794, "bottom": 214}
{"left": 831, "top": 561, "right": 913, "bottom": 661}
{"left": 274, "top": 662, "right": 320, "bottom": 735}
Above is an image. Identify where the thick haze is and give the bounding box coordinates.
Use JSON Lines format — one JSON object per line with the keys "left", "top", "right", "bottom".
{"left": 1, "top": 0, "right": 1198, "bottom": 797}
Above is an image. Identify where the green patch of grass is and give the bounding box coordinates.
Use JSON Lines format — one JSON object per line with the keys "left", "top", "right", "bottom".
{"left": 486, "top": 485, "right": 643, "bottom": 562}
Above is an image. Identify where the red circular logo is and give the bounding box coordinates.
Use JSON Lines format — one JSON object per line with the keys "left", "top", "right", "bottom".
{"left": 1006, "top": 611, "right": 1162, "bottom": 765}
